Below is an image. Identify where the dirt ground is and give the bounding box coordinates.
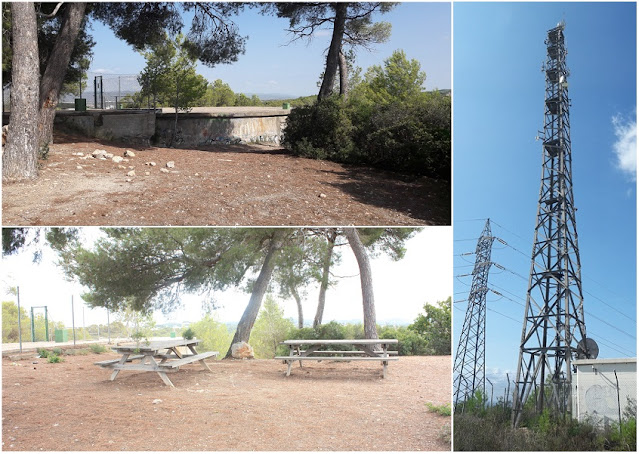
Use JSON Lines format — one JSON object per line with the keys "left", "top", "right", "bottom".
{"left": 2, "top": 353, "right": 450, "bottom": 451}
{"left": 2, "top": 133, "right": 450, "bottom": 226}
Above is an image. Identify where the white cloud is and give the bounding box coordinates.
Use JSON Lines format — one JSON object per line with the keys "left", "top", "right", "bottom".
{"left": 612, "top": 112, "right": 637, "bottom": 182}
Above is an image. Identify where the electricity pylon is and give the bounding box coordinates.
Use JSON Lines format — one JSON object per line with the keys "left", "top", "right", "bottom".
{"left": 453, "top": 219, "right": 494, "bottom": 410}
{"left": 512, "top": 22, "right": 592, "bottom": 427}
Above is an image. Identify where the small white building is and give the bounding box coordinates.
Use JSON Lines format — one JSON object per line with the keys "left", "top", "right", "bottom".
{"left": 571, "top": 358, "right": 636, "bottom": 425}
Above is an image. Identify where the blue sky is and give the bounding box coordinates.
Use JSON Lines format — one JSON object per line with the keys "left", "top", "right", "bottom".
{"left": 453, "top": 2, "right": 636, "bottom": 400}
{"left": 86, "top": 2, "right": 451, "bottom": 97}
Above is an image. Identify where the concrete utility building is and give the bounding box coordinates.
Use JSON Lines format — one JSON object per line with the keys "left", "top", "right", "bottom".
{"left": 571, "top": 358, "right": 636, "bottom": 425}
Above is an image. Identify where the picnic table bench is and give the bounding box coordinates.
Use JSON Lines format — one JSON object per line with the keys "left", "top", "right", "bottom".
{"left": 275, "top": 339, "right": 399, "bottom": 378}
{"left": 95, "top": 339, "right": 217, "bottom": 387}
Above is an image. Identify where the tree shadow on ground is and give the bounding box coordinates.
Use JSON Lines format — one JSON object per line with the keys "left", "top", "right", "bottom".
{"left": 319, "top": 166, "right": 451, "bottom": 225}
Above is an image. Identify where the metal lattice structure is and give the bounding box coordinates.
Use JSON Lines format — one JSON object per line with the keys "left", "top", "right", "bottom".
{"left": 512, "top": 22, "right": 591, "bottom": 427}
{"left": 453, "top": 219, "right": 495, "bottom": 410}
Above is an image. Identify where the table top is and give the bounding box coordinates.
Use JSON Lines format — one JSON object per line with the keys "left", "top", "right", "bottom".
{"left": 113, "top": 338, "right": 201, "bottom": 353}
{"left": 282, "top": 339, "right": 398, "bottom": 345}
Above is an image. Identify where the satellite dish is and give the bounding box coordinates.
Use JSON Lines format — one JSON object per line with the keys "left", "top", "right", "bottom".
{"left": 576, "top": 337, "right": 599, "bottom": 359}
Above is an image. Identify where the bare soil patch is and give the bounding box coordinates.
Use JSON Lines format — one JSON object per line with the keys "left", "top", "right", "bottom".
{"left": 2, "top": 133, "right": 450, "bottom": 226}
{"left": 2, "top": 353, "right": 450, "bottom": 451}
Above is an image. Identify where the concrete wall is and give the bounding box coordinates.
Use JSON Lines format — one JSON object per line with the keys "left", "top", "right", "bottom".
{"left": 5, "top": 108, "right": 290, "bottom": 148}
{"left": 572, "top": 358, "right": 637, "bottom": 425}
{"left": 154, "top": 111, "right": 288, "bottom": 147}
{"left": 54, "top": 111, "right": 155, "bottom": 146}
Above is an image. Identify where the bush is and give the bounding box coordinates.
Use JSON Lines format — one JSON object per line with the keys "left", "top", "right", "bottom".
{"left": 89, "top": 344, "right": 107, "bottom": 354}
{"left": 188, "top": 315, "right": 232, "bottom": 355}
{"left": 426, "top": 401, "right": 452, "bottom": 417}
{"left": 355, "top": 94, "right": 451, "bottom": 178}
{"left": 182, "top": 327, "right": 195, "bottom": 340}
{"left": 281, "top": 51, "right": 450, "bottom": 180}
{"left": 249, "top": 297, "right": 295, "bottom": 359}
{"left": 283, "top": 96, "right": 355, "bottom": 162}
{"left": 377, "top": 325, "right": 428, "bottom": 355}
{"left": 47, "top": 354, "right": 63, "bottom": 363}
{"left": 52, "top": 347, "right": 63, "bottom": 356}
{"left": 65, "top": 348, "right": 89, "bottom": 356}
{"left": 37, "top": 348, "right": 49, "bottom": 358}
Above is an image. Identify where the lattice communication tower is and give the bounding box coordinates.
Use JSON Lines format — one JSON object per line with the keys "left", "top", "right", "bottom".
{"left": 453, "top": 219, "right": 495, "bottom": 410}
{"left": 512, "top": 22, "right": 594, "bottom": 427}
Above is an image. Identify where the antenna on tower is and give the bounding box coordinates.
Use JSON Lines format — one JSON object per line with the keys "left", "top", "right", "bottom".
{"left": 511, "top": 22, "right": 591, "bottom": 427}
{"left": 453, "top": 219, "right": 495, "bottom": 411}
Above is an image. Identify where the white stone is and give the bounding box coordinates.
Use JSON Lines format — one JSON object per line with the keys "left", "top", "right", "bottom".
{"left": 124, "top": 150, "right": 136, "bottom": 157}
{"left": 112, "top": 156, "right": 124, "bottom": 163}
{"left": 127, "top": 170, "right": 136, "bottom": 177}
{"left": 231, "top": 342, "right": 254, "bottom": 359}
{"left": 166, "top": 161, "right": 175, "bottom": 168}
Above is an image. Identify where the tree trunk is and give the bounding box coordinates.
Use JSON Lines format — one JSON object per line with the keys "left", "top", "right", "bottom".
{"left": 338, "top": 50, "right": 349, "bottom": 99}
{"left": 172, "top": 77, "right": 180, "bottom": 147}
{"left": 3, "top": 2, "right": 39, "bottom": 182}
{"left": 38, "top": 3, "right": 87, "bottom": 149}
{"left": 313, "top": 229, "right": 337, "bottom": 328}
{"left": 291, "top": 286, "right": 304, "bottom": 329}
{"left": 318, "top": 3, "right": 347, "bottom": 100}
{"left": 344, "top": 227, "right": 378, "bottom": 340}
{"left": 225, "top": 231, "right": 285, "bottom": 358}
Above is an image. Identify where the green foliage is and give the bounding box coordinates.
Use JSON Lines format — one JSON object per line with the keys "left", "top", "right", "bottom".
{"left": 89, "top": 344, "right": 107, "bottom": 354}
{"left": 138, "top": 33, "right": 208, "bottom": 111}
{"left": 37, "top": 348, "right": 49, "bottom": 358}
{"left": 249, "top": 296, "right": 295, "bottom": 358}
{"left": 283, "top": 95, "right": 355, "bottom": 161}
{"left": 200, "top": 79, "right": 236, "bottom": 106}
{"left": 182, "top": 327, "right": 195, "bottom": 340}
{"left": 360, "top": 50, "right": 426, "bottom": 104}
{"left": 188, "top": 314, "right": 233, "bottom": 355}
{"left": 409, "top": 297, "right": 451, "bottom": 355}
{"left": 47, "top": 354, "right": 63, "bottom": 363}
{"left": 2, "top": 300, "right": 30, "bottom": 343}
{"left": 2, "top": 3, "right": 95, "bottom": 91}
{"left": 377, "top": 325, "right": 427, "bottom": 355}
{"left": 282, "top": 50, "right": 450, "bottom": 179}
{"left": 457, "top": 390, "right": 489, "bottom": 417}
{"left": 52, "top": 347, "right": 63, "bottom": 356}
{"left": 59, "top": 228, "right": 293, "bottom": 314}
{"left": 453, "top": 398, "right": 637, "bottom": 451}
{"left": 262, "top": 95, "right": 316, "bottom": 108}
{"left": 426, "top": 401, "right": 451, "bottom": 417}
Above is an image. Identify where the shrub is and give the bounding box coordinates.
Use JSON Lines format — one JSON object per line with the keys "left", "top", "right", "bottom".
{"left": 249, "top": 297, "right": 295, "bottom": 359}
{"left": 182, "top": 327, "right": 195, "bottom": 340}
{"left": 355, "top": 94, "right": 451, "bottom": 178}
{"left": 377, "top": 325, "right": 427, "bottom": 355}
{"left": 89, "top": 344, "right": 107, "bottom": 354}
{"left": 283, "top": 96, "right": 355, "bottom": 162}
{"left": 37, "top": 348, "right": 49, "bottom": 358}
{"left": 188, "top": 315, "right": 232, "bottom": 355}
{"left": 47, "top": 354, "right": 63, "bottom": 363}
{"left": 426, "top": 401, "right": 452, "bottom": 417}
{"left": 52, "top": 347, "right": 63, "bottom": 356}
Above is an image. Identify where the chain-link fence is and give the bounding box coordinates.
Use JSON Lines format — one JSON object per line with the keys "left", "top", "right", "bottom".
{"left": 85, "top": 72, "right": 143, "bottom": 109}
{"left": 3, "top": 72, "right": 144, "bottom": 112}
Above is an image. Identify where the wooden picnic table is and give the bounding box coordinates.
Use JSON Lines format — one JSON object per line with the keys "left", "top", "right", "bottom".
{"left": 94, "top": 339, "right": 217, "bottom": 387}
{"left": 275, "top": 339, "right": 399, "bottom": 378}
